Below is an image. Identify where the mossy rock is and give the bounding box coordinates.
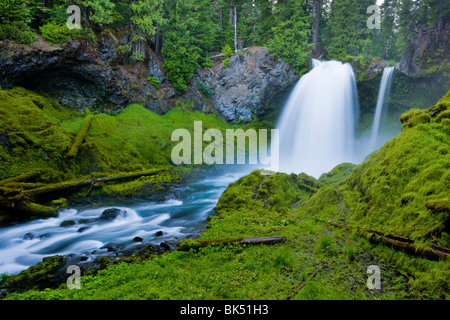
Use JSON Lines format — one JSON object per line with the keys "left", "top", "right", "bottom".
{"left": 402, "top": 113, "right": 431, "bottom": 130}
{"left": 426, "top": 199, "right": 450, "bottom": 213}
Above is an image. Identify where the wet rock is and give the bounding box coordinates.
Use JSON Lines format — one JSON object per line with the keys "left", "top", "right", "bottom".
{"left": 100, "top": 208, "right": 122, "bottom": 221}
{"left": 133, "top": 236, "right": 144, "bottom": 242}
{"left": 60, "top": 220, "right": 76, "bottom": 227}
{"left": 77, "top": 227, "right": 90, "bottom": 233}
{"left": 154, "top": 231, "right": 164, "bottom": 237}
{"left": 23, "top": 233, "right": 35, "bottom": 240}
{"left": 79, "top": 219, "right": 92, "bottom": 224}
{"left": 160, "top": 242, "right": 174, "bottom": 252}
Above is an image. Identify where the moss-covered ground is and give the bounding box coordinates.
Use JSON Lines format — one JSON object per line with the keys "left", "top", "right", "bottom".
{"left": 0, "top": 87, "right": 252, "bottom": 223}
{"left": 1, "top": 89, "right": 449, "bottom": 300}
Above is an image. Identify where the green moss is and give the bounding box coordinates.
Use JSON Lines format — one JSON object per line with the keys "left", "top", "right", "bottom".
{"left": 426, "top": 199, "right": 450, "bottom": 213}
{"left": 67, "top": 115, "right": 93, "bottom": 159}
{"left": 21, "top": 202, "right": 58, "bottom": 217}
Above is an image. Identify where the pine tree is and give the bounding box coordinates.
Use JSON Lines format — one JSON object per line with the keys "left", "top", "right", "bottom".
{"left": 323, "top": 0, "right": 374, "bottom": 60}
{"left": 267, "top": 0, "right": 312, "bottom": 71}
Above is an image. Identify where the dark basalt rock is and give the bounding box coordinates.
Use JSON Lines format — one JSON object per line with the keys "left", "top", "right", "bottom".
{"left": 193, "top": 47, "right": 298, "bottom": 123}
{"left": 23, "top": 233, "right": 35, "bottom": 240}
{"left": 60, "top": 220, "right": 76, "bottom": 227}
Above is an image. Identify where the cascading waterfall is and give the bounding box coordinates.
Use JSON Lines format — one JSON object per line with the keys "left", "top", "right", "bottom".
{"left": 275, "top": 59, "right": 360, "bottom": 178}
{"left": 367, "top": 66, "right": 395, "bottom": 153}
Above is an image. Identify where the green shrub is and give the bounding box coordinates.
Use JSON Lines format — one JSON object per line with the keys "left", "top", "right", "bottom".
{"left": 119, "top": 44, "right": 132, "bottom": 54}
{"left": 197, "top": 81, "right": 213, "bottom": 98}
{"left": 147, "top": 76, "right": 161, "bottom": 89}
{"left": 39, "top": 22, "right": 83, "bottom": 44}
{"left": 130, "top": 51, "right": 145, "bottom": 62}
{"left": 221, "top": 44, "right": 233, "bottom": 68}
{"left": 0, "top": 21, "right": 36, "bottom": 44}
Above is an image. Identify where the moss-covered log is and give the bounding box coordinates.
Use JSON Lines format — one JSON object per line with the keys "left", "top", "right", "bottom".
{"left": 178, "top": 236, "right": 286, "bottom": 251}
{"left": 22, "top": 169, "right": 164, "bottom": 198}
{"left": 67, "top": 115, "right": 94, "bottom": 159}
{"left": 327, "top": 222, "right": 449, "bottom": 261}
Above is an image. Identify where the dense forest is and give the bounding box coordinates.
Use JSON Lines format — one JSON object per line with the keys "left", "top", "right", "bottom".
{"left": 1, "top": 0, "right": 449, "bottom": 91}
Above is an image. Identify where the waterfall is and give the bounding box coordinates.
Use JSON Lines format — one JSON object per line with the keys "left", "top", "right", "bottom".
{"left": 275, "top": 59, "right": 360, "bottom": 178}
{"left": 368, "top": 66, "right": 394, "bottom": 153}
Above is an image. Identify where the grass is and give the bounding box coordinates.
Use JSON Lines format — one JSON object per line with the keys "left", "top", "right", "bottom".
{"left": 0, "top": 87, "right": 262, "bottom": 221}
{"left": 1, "top": 89, "right": 449, "bottom": 300}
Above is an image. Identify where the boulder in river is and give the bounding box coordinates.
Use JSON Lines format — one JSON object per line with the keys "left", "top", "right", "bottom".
{"left": 100, "top": 208, "right": 123, "bottom": 221}
{"left": 23, "top": 233, "right": 35, "bottom": 240}
{"left": 60, "top": 220, "right": 76, "bottom": 227}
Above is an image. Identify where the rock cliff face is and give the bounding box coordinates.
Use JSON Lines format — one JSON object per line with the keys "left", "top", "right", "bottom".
{"left": 0, "top": 30, "right": 177, "bottom": 114}
{"left": 397, "top": 17, "right": 450, "bottom": 78}
{"left": 0, "top": 33, "right": 297, "bottom": 123}
{"left": 193, "top": 47, "right": 298, "bottom": 123}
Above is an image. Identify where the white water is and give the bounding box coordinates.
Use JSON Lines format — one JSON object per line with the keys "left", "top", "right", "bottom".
{"left": 275, "top": 59, "right": 360, "bottom": 178}
{"left": 0, "top": 171, "right": 248, "bottom": 275}
{"left": 368, "top": 66, "right": 395, "bottom": 153}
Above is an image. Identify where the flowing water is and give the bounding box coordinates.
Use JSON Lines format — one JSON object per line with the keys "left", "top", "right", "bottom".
{"left": 275, "top": 59, "right": 360, "bottom": 178}
{"left": 368, "top": 66, "right": 395, "bottom": 153}
{"left": 0, "top": 60, "right": 396, "bottom": 277}
{"left": 0, "top": 170, "right": 249, "bottom": 275}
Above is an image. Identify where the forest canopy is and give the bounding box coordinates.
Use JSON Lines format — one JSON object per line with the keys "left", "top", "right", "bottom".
{"left": 0, "top": 0, "right": 449, "bottom": 91}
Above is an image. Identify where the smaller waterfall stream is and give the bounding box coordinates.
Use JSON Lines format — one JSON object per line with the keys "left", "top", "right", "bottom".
{"left": 368, "top": 66, "right": 395, "bottom": 153}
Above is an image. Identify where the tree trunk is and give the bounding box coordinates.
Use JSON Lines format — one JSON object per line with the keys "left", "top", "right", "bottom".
{"left": 155, "top": 24, "right": 161, "bottom": 54}
{"left": 234, "top": 6, "right": 237, "bottom": 52}
{"left": 312, "top": 0, "right": 320, "bottom": 45}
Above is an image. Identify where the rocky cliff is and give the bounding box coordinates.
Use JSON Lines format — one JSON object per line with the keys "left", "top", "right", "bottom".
{"left": 0, "top": 32, "right": 297, "bottom": 123}
{"left": 193, "top": 47, "right": 298, "bottom": 123}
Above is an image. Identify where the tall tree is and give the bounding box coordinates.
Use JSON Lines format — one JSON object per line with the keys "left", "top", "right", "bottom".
{"left": 311, "top": 0, "right": 321, "bottom": 46}
{"left": 267, "top": 0, "right": 312, "bottom": 71}
{"left": 323, "top": 0, "right": 374, "bottom": 59}
{"left": 130, "top": 0, "right": 165, "bottom": 59}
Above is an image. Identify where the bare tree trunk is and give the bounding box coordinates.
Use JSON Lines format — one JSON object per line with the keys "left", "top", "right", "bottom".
{"left": 312, "top": 0, "right": 320, "bottom": 45}
{"left": 155, "top": 25, "right": 161, "bottom": 54}
{"left": 234, "top": 6, "right": 237, "bottom": 52}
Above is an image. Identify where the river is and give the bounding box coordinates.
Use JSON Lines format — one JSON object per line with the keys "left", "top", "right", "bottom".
{"left": 0, "top": 169, "right": 250, "bottom": 275}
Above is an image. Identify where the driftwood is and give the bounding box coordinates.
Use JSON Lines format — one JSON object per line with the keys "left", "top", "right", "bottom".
{"left": 286, "top": 263, "right": 323, "bottom": 300}
{"left": 178, "top": 236, "right": 286, "bottom": 251}
{"left": 327, "top": 222, "right": 449, "bottom": 261}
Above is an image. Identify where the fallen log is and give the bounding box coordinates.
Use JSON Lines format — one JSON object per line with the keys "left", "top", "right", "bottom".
{"left": 239, "top": 236, "right": 287, "bottom": 245}
{"left": 0, "top": 170, "right": 49, "bottom": 186}
{"left": 327, "top": 222, "right": 448, "bottom": 261}
{"left": 178, "top": 236, "right": 286, "bottom": 251}
{"left": 22, "top": 169, "right": 163, "bottom": 198}
{"left": 287, "top": 263, "right": 323, "bottom": 300}
{"left": 67, "top": 115, "right": 94, "bottom": 159}
{"left": 366, "top": 229, "right": 415, "bottom": 243}
{"left": 210, "top": 47, "right": 249, "bottom": 59}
